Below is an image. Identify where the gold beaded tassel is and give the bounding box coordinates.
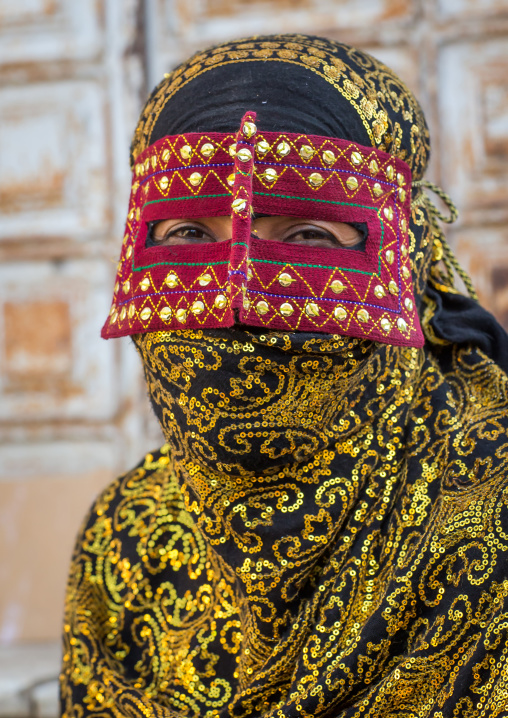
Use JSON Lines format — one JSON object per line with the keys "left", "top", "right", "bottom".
{"left": 228, "top": 111, "right": 257, "bottom": 313}
{"left": 413, "top": 178, "right": 478, "bottom": 301}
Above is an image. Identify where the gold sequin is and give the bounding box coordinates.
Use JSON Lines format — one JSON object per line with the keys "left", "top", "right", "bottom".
{"left": 278, "top": 273, "right": 296, "bottom": 287}
{"left": 380, "top": 316, "right": 391, "bottom": 331}
{"left": 432, "top": 239, "right": 444, "bottom": 261}
{"left": 331, "top": 280, "right": 345, "bottom": 294}
{"left": 191, "top": 300, "right": 205, "bottom": 315}
{"left": 263, "top": 168, "right": 278, "bottom": 182}
{"left": 309, "top": 172, "right": 324, "bottom": 187}
{"left": 236, "top": 148, "right": 252, "bottom": 162}
{"left": 369, "top": 159, "right": 379, "bottom": 175}
{"left": 243, "top": 121, "right": 257, "bottom": 138}
{"left": 232, "top": 198, "right": 247, "bottom": 213}
{"left": 299, "top": 145, "right": 314, "bottom": 160}
{"left": 164, "top": 273, "right": 178, "bottom": 288}
{"left": 199, "top": 273, "right": 212, "bottom": 287}
{"left": 214, "top": 294, "right": 227, "bottom": 309}
{"left": 256, "top": 140, "right": 270, "bottom": 154}
{"left": 200, "top": 143, "right": 213, "bottom": 156}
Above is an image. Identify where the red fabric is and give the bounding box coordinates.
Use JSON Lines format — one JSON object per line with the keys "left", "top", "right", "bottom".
{"left": 229, "top": 111, "right": 256, "bottom": 313}
{"left": 102, "top": 114, "right": 422, "bottom": 348}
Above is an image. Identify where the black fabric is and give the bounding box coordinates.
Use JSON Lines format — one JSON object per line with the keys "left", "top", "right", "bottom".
{"left": 427, "top": 284, "right": 508, "bottom": 372}
{"left": 150, "top": 61, "right": 370, "bottom": 146}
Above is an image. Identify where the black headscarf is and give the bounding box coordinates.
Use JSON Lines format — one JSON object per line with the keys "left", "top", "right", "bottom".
{"left": 150, "top": 61, "right": 372, "bottom": 143}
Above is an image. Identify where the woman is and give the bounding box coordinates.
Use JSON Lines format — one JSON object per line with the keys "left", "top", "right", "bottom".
{"left": 61, "top": 34, "right": 508, "bottom": 717}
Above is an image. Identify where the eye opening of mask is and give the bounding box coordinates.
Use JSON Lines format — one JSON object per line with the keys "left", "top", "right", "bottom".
{"left": 145, "top": 217, "right": 368, "bottom": 251}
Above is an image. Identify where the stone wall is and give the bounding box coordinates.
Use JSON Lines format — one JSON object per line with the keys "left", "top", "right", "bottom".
{"left": 0, "top": 1, "right": 507, "bottom": 709}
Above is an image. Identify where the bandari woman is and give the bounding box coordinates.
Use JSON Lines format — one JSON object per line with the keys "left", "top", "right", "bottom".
{"left": 60, "top": 34, "right": 508, "bottom": 717}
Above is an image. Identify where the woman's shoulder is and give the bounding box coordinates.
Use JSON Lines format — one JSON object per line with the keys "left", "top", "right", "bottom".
{"left": 74, "top": 445, "right": 186, "bottom": 553}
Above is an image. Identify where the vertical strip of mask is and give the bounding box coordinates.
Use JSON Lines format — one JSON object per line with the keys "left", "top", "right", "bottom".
{"left": 228, "top": 111, "right": 257, "bottom": 314}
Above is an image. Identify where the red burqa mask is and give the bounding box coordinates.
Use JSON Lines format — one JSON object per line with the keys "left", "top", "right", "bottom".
{"left": 102, "top": 111, "right": 422, "bottom": 348}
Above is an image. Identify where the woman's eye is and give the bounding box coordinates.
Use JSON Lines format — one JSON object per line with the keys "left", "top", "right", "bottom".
{"left": 152, "top": 224, "right": 215, "bottom": 245}
{"left": 283, "top": 229, "right": 337, "bottom": 248}
{"left": 282, "top": 224, "right": 364, "bottom": 249}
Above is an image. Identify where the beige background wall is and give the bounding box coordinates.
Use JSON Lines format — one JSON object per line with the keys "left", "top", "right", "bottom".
{"left": 1, "top": 0, "right": 507, "bottom": 653}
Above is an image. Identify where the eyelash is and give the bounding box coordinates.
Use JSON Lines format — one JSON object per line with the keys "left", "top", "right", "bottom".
{"left": 168, "top": 226, "right": 209, "bottom": 238}
{"left": 284, "top": 227, "right": 337, "bottom": 243}
{"left": 153, "top": 224, "right": 213, "bottom": 242}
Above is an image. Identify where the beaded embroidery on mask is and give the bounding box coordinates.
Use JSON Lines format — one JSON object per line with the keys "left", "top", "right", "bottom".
{"left": 102, "top": 113, "right": 422, "bottom": 347}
